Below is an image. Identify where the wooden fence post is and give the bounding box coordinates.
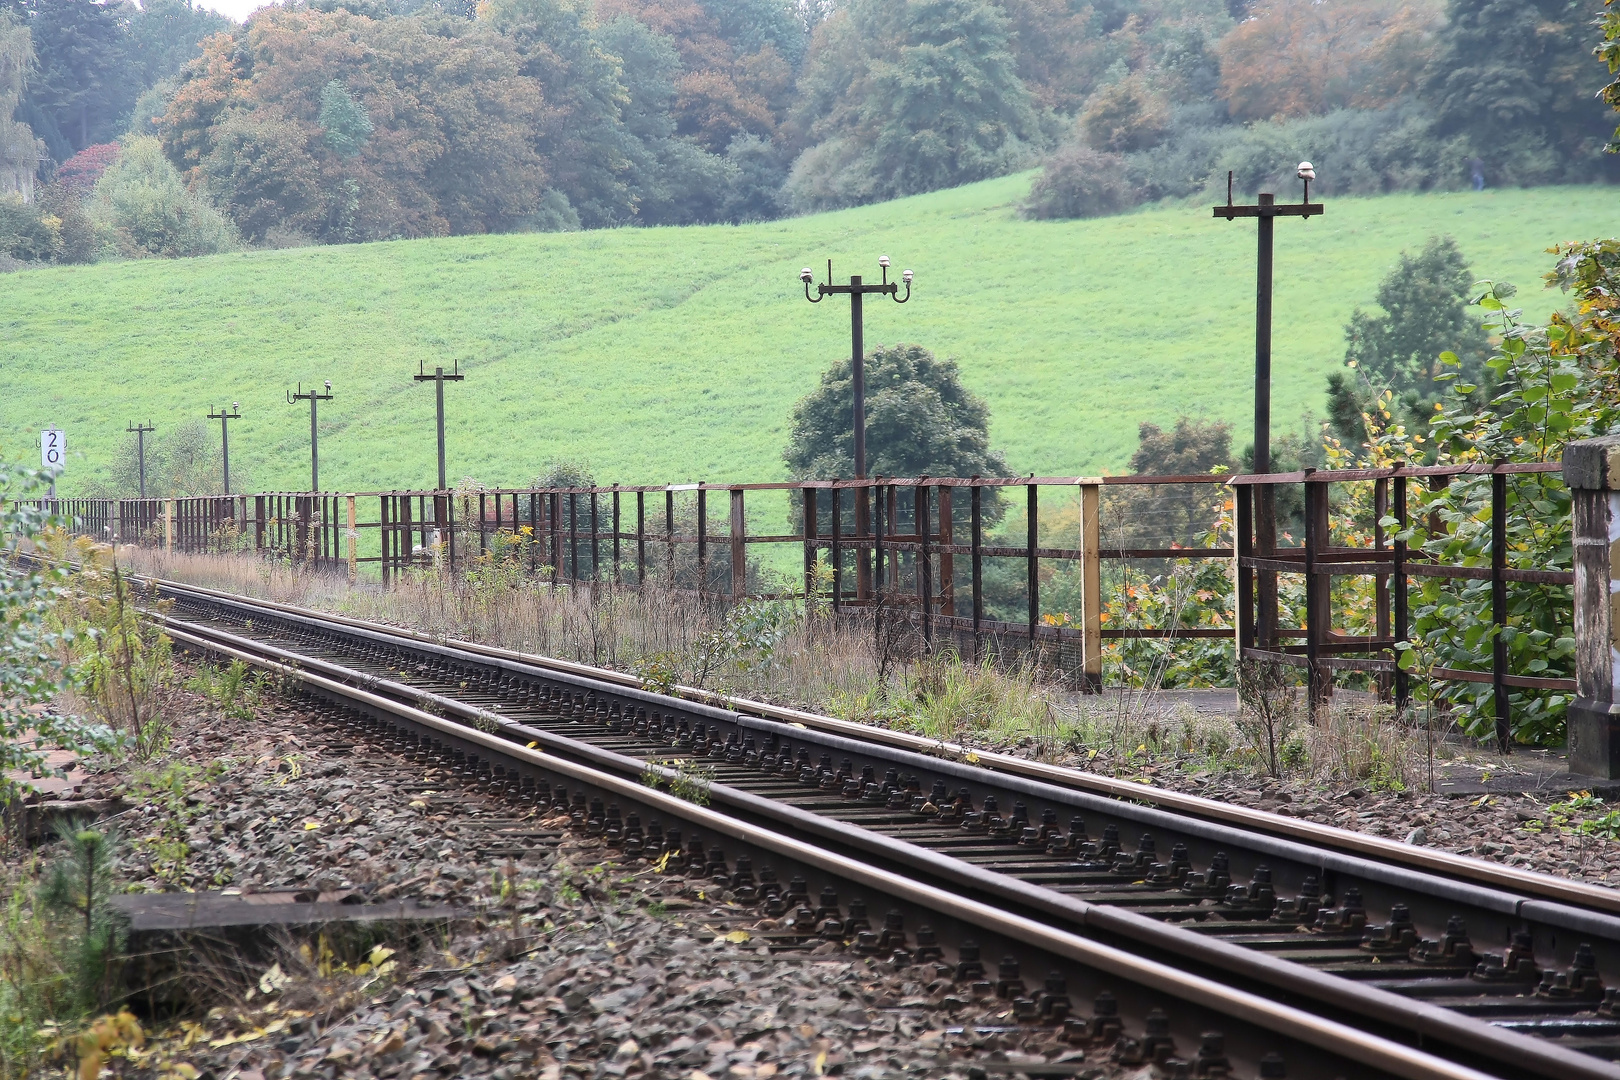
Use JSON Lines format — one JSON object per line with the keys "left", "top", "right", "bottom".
{"left": 730, "top": 487, "right": 746, "bottom": 601}
{"left": 1079, "top": 480, "right": 1102, "bottom": 692}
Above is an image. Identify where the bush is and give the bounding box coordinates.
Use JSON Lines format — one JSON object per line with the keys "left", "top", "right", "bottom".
{"left": 1078, "top": 73, "right": 1169, "bottom": 153}
{"left": 86, "top": 136, "right": 240, "bottom": 259}
{"left": 1023, "top": 142, "right": 1131, "bottom": 220}
{"left": 0, "top": 195, "right": 60, "bottom": 263}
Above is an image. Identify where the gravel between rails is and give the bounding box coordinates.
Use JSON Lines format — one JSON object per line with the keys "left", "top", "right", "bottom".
{"left": 67, "top": 672, "right": 1154, "bottom": 1080}
{"left": 1013, "top": 750, "right": 1620, "bottom": 888}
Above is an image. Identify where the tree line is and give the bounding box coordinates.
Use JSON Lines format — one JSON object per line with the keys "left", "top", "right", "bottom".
{"left": 0, "top": 0, "right": 1615, "bottom": 263}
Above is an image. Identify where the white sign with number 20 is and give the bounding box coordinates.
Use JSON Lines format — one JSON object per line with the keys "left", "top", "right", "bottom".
{"left": 41, "top": 428, "right": 64, "bottom": 470}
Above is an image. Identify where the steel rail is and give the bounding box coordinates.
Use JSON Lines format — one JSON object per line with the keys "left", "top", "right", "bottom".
{"left": 145, "top": 576, "right": 1620, "bottom": 918}
{"left": 162, "top": 614, "right": 1620, "bottom": 1080}
{"left": 161, "top": 619, "right": 1525, "bottom": 1080}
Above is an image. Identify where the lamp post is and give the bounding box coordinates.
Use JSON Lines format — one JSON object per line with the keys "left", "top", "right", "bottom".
{"left": 207, "top": 403, "right": 241, "bottom": 494}
{"left": 126, "top": 421, "right": 155, "bottom": 498}
{"left": 413, "top": 360, "right": 465, "bottom": 491}
{"left": 1214, "top": 162, "right": 1323, "bottom": 652}
{"left": 802, "top": 256, "right": 912, "bottom": 598}
{"left": 287, "top": 380, "right": 334, "bottom": 491}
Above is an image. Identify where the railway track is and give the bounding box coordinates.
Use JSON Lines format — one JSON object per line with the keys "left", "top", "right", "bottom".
{"left": 145, "top": 576, "right": 1620, "bottom": 1080}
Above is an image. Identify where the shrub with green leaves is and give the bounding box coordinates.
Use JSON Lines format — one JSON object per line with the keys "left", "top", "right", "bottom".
{"left": 1390, "top": 241, "right": 1620, "bottom": 744}
{"left": 0, "top": 467, "right": 121, "bottom": 809}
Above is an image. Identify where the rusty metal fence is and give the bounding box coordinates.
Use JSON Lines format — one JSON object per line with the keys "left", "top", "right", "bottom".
{"left": 26, "top": 466, "right": 1574, "bottom": 711}
{"left": 1235, "top": 462, "right": 1573, "bottom": 748}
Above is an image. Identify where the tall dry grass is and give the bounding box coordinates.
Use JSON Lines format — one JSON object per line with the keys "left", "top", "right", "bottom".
{"left": 120, "top": 546, "right": 1495, "bottom": 786}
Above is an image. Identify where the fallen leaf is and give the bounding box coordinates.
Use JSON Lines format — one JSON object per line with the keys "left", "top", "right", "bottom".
{"left": 725, "top": 930, "right": 751, "bottom": 944}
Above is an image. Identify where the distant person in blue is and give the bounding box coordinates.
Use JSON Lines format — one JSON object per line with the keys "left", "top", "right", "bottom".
{"left": 1470, "top": 157, "right": 1485, "bottom": 191}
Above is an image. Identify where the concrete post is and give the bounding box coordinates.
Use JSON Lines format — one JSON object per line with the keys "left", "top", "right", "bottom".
{"left": 1564, "top": 436, "right": 1620, "bottom": 777}
{"left": 164, "top": 498, "right": 174, "bottom": 554}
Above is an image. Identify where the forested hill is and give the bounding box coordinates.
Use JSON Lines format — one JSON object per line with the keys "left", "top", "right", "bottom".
{"left": 4, "top": 177, "right": 1611, "bottom": 496}
{"left": 0, "top": 0, "right": 1615, "bottom": 268}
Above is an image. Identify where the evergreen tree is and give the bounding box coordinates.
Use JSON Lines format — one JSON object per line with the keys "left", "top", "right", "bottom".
{"left": 3, "top": 0, "right": 126, "bottom": 156}
{"left": 1421, "top": 0, "right": 1615, "bottom": 180}
{"left": 1328, "top": 235, "right": 1490, "bottom": 444}
{"left": 318, "top": 79, "right": 373, "bottom": 159}
{"left": 785, "top": 0, "right": 1039, "bottom": 210}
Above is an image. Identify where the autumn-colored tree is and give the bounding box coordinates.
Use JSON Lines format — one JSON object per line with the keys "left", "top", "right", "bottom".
{"left": 1216, "top": 0, "right": 1441, "bottom": 121}
{"left": 53, "top": 142, "right": 120, "bottom": 196}
{"left": 596, "top": 0, "right": 786, "bottom": 150}
{"left": 159, "top": 7, "right": 547, "bottom": 241}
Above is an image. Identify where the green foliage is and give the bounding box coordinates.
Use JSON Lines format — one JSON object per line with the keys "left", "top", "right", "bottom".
{"left": 129, "top": 759, "right": 229, "bottom": 886}
{"left": 5, "top": 178, "right": 1609, "bottom": 495}
{"left": 317, "top": 79, "right": 373, "bottom": 160}
{"left": 88, "top": 416, "right": 238, "bottom": 499}
{"left": 640, "top": 755, "right": 714, "bottom": 805}
{"left": 1536, "top": 791, "right": 1620, "bottom": 838}
{"left": 43, "top": 533, "right": 175, "bottom": 757}
{"left": 0, "top": 824, "right": 127, "bottom": 1077}
{"left": 1117, "top": 416, "right": 1231, "bottom": 547}
{"left": 1022, "top": 142, "right": 1129, "bottom": 220}
{"left": 36, "top": 824, "right": 124, "bottom": 1015}
{"left": 1421, "top": 0, "right": 1614, "bottom": 169}
{"left": 4, "top": 0, "right": 229, "bottom": 161}
{"left": 87, "top": 135, "right": 240, "bottom": 258}
{"left": 184, "top": 659, "right": 262, "bottom": 721}
{"left": 783, "top": 342, "right": 1009, "bottom": 510}
{"left": 1330, "top": 236, "right": 1492, "bottom": 442}
{"left": 785, "top": 0, "right": 1040, "bottom": 211}
{"left": 1385, "top": 241, "right": 1620, "bottom": 745}
{"left": 0, "top": 470, "right": 121, "bottom": 810}
{"left": 1601, "top": 0, "right": 1620, "bottom": 152}
{"left": 0, "top": 193, "right": 58, "bottom": 262}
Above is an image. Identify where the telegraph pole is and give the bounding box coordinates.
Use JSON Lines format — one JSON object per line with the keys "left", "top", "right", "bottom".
{"left": 287, "top": 381, "right": 334, "bottom": 491}
{"left": 801, "top": 257, "right": 913, "bottom": 597}
{"left": 1214, "top": 163, "right": 1323, "bottom": 652}
{"left": 413, "top": 360, "right": 465, "bottom": 490}
{"left": 207, "top": 403, "right": 241, "bottom": 494}
{"left": 126, "top": 421, "right": 155, "bottom": 498}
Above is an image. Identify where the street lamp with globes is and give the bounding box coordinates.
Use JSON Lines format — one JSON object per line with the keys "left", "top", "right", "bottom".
{"left": 801, "top": 257, "right": 912, "bottom": 600}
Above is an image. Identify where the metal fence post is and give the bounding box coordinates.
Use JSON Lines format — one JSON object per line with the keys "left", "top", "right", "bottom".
{"left": 346, "top": 494, "right": 357, "bottom": 583}
{"left": 918, "top": 484, "right": 932, "bottom": 645}
{"left": 613, "top": 487, "right": 622, "bottom": 585}
{"left": 1026, "top": 482, "right": 1038, "bottom": 657}
{"left": 1491, "top": 462, "right": 1511, "bottom": 753}
{"left": 665, "top": 488, "right": 675, "bottom": 583}
{"left": 803, "top": 487, "right": 818, "bottom": 602}
{"left": 939, "top": 487, "right": 954, "bottom": 617}
{"left": 637, "top": 490, "right": 646, "bottom": 586}
{"left": 1080, "top": 480, "right": 1102, "bottom": 692}
{"left": 1303, "top": 469, "right": 1326, "bottom": 712}
{"left": 830, "top": 483, "right": 842, "bottom": 621}
{"left": 697, "top": 486, "right": 708, "bottom": 597}
{"left": 971, "top": 480, "right": 983, "bottom": 662}
{"left": 730, "top": 487, "right": 746, "bottom": 601}
{"left": 1393, "top": 465, "right": 1410, "bottom": 715}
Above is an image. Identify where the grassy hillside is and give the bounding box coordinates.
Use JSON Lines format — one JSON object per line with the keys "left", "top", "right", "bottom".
{"left": 4, "top": 174, "right": 1616, "bottom": 496}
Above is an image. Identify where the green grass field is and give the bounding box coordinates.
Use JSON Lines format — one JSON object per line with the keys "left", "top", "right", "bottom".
{"left": 5, "top": 173, "right": 1616, "bottom": 496}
